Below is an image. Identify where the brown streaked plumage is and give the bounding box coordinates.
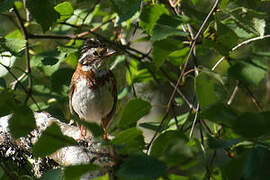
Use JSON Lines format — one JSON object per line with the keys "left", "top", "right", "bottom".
{"left": 69, "top": 39, "right": 117, "bottom": 139}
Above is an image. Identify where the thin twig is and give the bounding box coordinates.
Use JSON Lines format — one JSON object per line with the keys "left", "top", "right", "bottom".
{"left": 90, "top": 17, "right": 116, "bottom": 32}
{"left": 147, "top": 0, "right": 220, "bottom": 151}
{"left": 189, "top": 104, "right": 200, "bottom": 138}
{"left": 0, "top": 62, "right": 40, "bottom": 110}
{"left": 13, "top": 6, "right": 32, "bottom": 104}
{"left": 243, "top": 84, "right": 263, "bottom": 111}
{"left": 10, "top": 72, "right": 27, "bottom": 90}
{"left": 212, "top": 34, "right": 270, "bottom": 71}
{"left": 124, "top": 59, "right": 137, "bottom": 98}
{"left": 172, "top": 104, "right": 180, "bottom": 131}
{"left": 200, "top": 119, "right": 213, "bottom": 135}
{"left": 199, "top": 123, "right": 206, "bottom": 153}
{"left": 160, "top": 68, "right": 196, "bottom": 111}
{"left": 227, "top": 82, "right": 239, "bottom": 106}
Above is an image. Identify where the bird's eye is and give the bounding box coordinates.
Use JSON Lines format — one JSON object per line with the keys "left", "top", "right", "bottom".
{"left": 93, "top": 51, "right": 98, "bottom": 56}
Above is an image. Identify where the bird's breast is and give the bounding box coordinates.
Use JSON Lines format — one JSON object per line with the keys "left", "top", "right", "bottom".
{"left": 71, "top": 76, "right": 114, "bottom": 124}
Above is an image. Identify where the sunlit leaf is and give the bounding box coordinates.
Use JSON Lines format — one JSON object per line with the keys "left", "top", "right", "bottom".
{"left": 54, "top": 2, "right": 74, "bottom": 22}
{"left": 151, "top": 14, "right": 188, "bottom": 41}
{"left": 139, "top": 4, "right": 169, "bottom": 35}
{"left": 93, "top": 174, "right": 109, "bottom": 180}
{"left": 0, "top": 38, "right": 26, "bottom": 54}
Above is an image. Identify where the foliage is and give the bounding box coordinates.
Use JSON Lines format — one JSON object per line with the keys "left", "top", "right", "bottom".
{"left": 1, "top": 0, "right": 270, "bottom": 179}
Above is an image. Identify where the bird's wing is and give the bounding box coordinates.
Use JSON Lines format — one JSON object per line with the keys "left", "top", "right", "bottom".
{"left": 102, "top": 71, "right": 117, "bottom": 128}
{"left": 69, "top": 79, "right": 77, "bottom": 116}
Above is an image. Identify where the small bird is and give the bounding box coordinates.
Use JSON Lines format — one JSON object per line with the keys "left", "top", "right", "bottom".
{"left": 69, "top": 39, "right": 117, "bottom": 139}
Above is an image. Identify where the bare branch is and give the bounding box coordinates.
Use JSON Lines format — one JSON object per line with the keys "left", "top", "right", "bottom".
{"left": 13, "top": 6, "right": 32, "bottom": 104}
{"left": 212, "top": 34, "right": 270, "bottom": 71}
{"left": 227, "top": 82, "right": 239, "bottom": 106}
{"left": 147, "top": 0, "right": 220, "bottom": 151}
{"left": 0, "top": 62, "right": 40, "bottom": 110}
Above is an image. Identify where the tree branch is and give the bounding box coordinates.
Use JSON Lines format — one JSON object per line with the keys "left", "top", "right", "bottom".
{"left": 212, "top": 34, "right": 270, "bottom": 71}
{"left": 13, "top": 6, "right": 32, "bottom": 104}
{"left": 0, "top": 62, "right": 40, "bottom": 110}
{"left": 147, "top": 0, "right": 220, "bottom": 151}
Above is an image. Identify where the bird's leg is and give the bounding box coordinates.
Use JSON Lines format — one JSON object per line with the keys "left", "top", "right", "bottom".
{"left": 101, "top": 119, "right": 108, "bottom": 140}
{"left": 79, "top": 125, "right": 87, "bottom": 139}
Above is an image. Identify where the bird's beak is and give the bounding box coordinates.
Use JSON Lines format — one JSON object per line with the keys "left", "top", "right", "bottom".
{"left": 104, "top": 48, "right": 117, "bottom": 58}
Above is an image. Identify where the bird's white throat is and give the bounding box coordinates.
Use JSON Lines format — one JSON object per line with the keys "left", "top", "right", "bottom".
{"left": 81, "top": 60, "right": 109, "bottom": 78}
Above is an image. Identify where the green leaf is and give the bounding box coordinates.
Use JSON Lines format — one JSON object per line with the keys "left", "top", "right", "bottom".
{"left": 168, "top": 174, "right": 189, "bottom": 180}
{"left": 93, "top": 174, "right": 109, "bottom": 180}
{"left": 117, "top": 154, "right": 166, "bottom": 180}
{"left": 64, "top": 52, "right": 79, "bottom": 68}
{"left": 118, "top": 85, "right": 131, "bottom": 100}
{"left": 51, "top": 68, "right": 74, "bottom": 94}
{"left": 54, "top": 2, "right": 74, "bottom": 22}
{"left": 228, "top": 60, "right": 266, "bottom": 86}
{"left": 126, "top": 59, "right": 153, "bottom": 84}
{"left": 0, "top": 78, "right": 6, "bottom": 89}
{"left": 195, "top": 72, "right": 218, "bottom": 108}
{"left": 73, "top": 116, "right": 104, "bottom": 138}
{"left": 38, "top": 169, "right": 62, "bottom": 180}
{"left": 118, "top": 99, "right": 151, "bottom": 129}
{"left": 151, "top": 14, "right": 188, "bottom": 41}
{"left": 0, "top": 90, "right": 15, "bottom": 116}
{"left": 32, "top": 122, "right": 78, "bottom": 157}
{"left": 207, "top": 137, "right": 242, "bottom": 149}
{"left": 27, "top": 0, "right": 59, "bottom": 32}
{"left": 0, "top": 52, "right": 16, "bottom": 77}
{"left": 57, "top": 46, "right": 78, "bottom": 54}
{"left": 9, "top": 105, "right": 36, "bottom": 139}
{"left": 151, "top": 130, "right": 192, "bottom": 164}
{"left": 0, "top": 0, "right": 14, "bottom": 13}
{"left": 42, "top": 57, "right": 59, "bottom": 66}
{"left": 0, "top": 38, "right": 26, "bottom": 54}
{"left": 112, "top": 127, "right": 145, "bottom": 154}
{"left": 152, "top": 38, "right": 183, "bottom": 68}
{"left": 5, "top": 29, "right": 24, "bottom": 39}
{"left": 203, "top": 104, "right": 270, "bottom": 138}
{"left": 215, "top": 22, "right": 239, "bottom": 55}
{"left": 233, "top": 111, "right": 270, "bottom": 138}
{"left": 253, "top": 18, "right": 265, "bottom": 36}
{"left": 221, "top": 152, "right": 248, "bottom": 180}
{"left": 200, "top": 103, "right": 237, "bottom": 127}
{"left": 243, "top": 147, "right": 270, "bottom": 179}
{"left": 63, "top": 164, "right": 99, "bottom": 180}
{"left": 204, "top": 22, "right": 239, "bottom": 55}
{"left": 139, "top": 4, "right": 169, "bottom": 35}
{"left": 111, "top": 0, "right": 140, "bottom": 22}
{"left": 31, "top": 52, "right": 61, "bottom": 76}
